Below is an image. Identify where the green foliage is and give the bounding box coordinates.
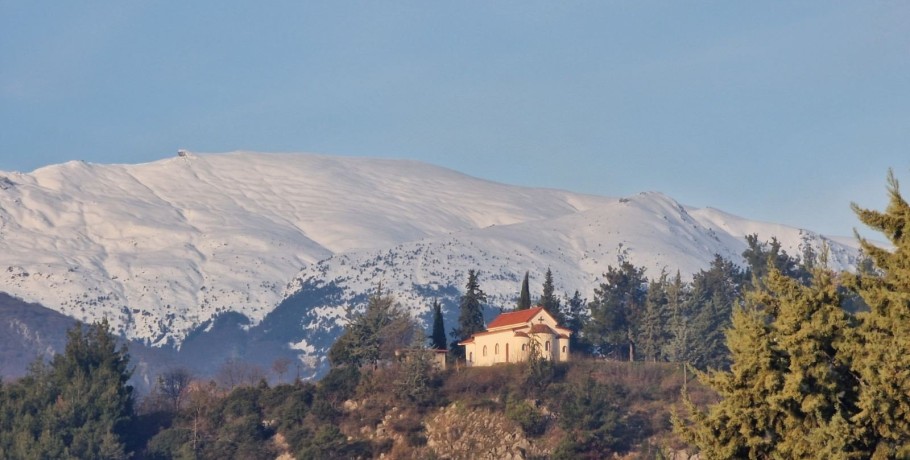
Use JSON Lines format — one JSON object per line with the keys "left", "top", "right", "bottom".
{"left": 452, "top": 269, "right": 487, "bottom": 356}
{"left": 686, "top": 255, "right": 745, "bottom": 370}
{"left": 554, "top": 378, "right": 628, "bottom": 458}
{"left": 328, "top": 287, "right": 415, "bottom": 368}
{"left": 561, "top": 290, "right": 590, "bottom": 353}
{"left": 517, "top": 271, "right": 532, "bottom": 310}
{"left": 585, "top": 261, "right": 647, "bottom": 361}
{"left": 0, "top": 319, "right": 134, "bottom": 459}
{"left": 842, "top": 170, "right": 910, "bottom": 457}
{"left": 640, "top": 270, "right": 671, "bottom": 362}
{"left": 429, "top": 299, "right": 447, "bottom": 351}
{"left": 394, "top": 332, "right": 437, "bottom": 407}
{"left": 674, "top": 267, "right": 856, "bottom": 459}
{"left": 539, "top": 267, "right": 561, "bottom": 319}
{"left": 675, "top": 171, "right": 910, "bottom": 459}
{"left": 505, "top": 398, "right": 547, "bottom": 437}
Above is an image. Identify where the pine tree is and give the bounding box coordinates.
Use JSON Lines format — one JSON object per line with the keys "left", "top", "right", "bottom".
{"left": 664, "top": 271, "right": 692, "bottom": 363}
{"left": 539, "top": 267, "right": 561, "bottom": 318}
{"left": 429, "top": 299, "right": 447, "bottom": 350}
{"left": 674, "top": 266, "right": 856, "bottom": 459}
{"left": 452, "top": 269, "right": 487, "bottom": 356}
{"left": 517, "top": 271, "right": 532, "bottom": 310}
{"left": 842, "top": 170, "right": 910, "bottom": 457}
{"left": 0, "top": 320, "right": 135, "bottom": 459}
{"left": 328, "top": 287, "right": 414, "bottom": 368}
{"left": 585, "top": 261, "right": 647, "bottom": 361}
{"left": 686, "top": 255, "right": 744, "bottom": 370}
{"left": 640, "top": 270, "right": 670, "bottom": 362}
{"left": 562, "top": 290, "right": 590, "bottom": 354}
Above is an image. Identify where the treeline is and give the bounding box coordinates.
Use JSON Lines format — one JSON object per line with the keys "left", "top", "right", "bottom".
{"left": 445, "top": 234, "right": 821, "bottom": 372}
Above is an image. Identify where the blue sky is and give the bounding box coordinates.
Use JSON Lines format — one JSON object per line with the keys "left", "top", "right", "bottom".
{"left": 1, "top": 2, "right": 908, "bottom": 237}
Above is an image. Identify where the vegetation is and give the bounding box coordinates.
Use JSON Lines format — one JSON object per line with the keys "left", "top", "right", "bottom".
{"left": 0, "top": 320, "right": 134, "bottom": 459}
{"left": 674, "top": 171, "right": 910, "bottom": 459}
{"left": 4, "top": 172, "right": 910, "bottom": 458}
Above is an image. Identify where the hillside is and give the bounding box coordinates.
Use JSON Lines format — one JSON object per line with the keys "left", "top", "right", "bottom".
{"left": 0, "top": 152, "right": 862, "bottom": 376}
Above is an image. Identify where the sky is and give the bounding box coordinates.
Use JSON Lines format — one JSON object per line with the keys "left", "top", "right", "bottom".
{"left": 1, "top": 1, "right": 908, "bottom": 238}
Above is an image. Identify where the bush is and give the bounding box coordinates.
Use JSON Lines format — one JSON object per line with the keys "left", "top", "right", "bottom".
{"left": 505, "top": 399, "right": 548, "bottom": 437}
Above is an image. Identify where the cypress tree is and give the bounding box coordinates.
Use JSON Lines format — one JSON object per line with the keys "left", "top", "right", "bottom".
{"left": 842, "top": 170, "right": 910, "bottom": 457}
{"left": 429, "top": 299, "right": 447, "bottom": 350}
{"left": 517, "top": 271, "right": 532, "bottom": 310}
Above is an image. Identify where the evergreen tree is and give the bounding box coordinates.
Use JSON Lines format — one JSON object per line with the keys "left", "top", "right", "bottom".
{"left": 539, "top": 267, "right": 561, "bottom": 318}
{"left": 585, "top": 261, "right": 647, "bottom": 361}
{"left": 842, "top": 170, "right": 910, "bottom": 457}
{"left": 664, "top": 271, "right": 693, "bottom": 364}
{"left": 429, "top": 299, "right": 447, "bottom": 350}
{"left": 0, "top": 320, "right": 134, "bottom": 459}
{"left": 687, "top": 255, "right": 744, "bottom": 370}
{"left": 674, "top": 266, "right": 857, "bottom": 459}
{"left": 328, "top": 287, "right": 415, "bottom": 368}
{"left": 452, "top": 269, "right": 487, "bottom": 356}
{"left": 517, "top": 271, "right": 532, "bottom": 310}
{"left": 742, "top": 234, "right": 808, "bottom": 286}
{"left": 561, "top": 290, "right": 590, "bottom": 354}
{"left": 640, "top": 270, "right": 670, "bottom": 362}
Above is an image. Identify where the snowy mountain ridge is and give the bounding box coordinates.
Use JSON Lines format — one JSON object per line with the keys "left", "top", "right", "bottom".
{"left": 0, "top": 152, "right": 861, "bottom": 348}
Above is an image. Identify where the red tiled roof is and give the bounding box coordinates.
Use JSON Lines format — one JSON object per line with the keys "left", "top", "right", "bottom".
{"left": 529, "top": 323, "right": 555, "bottom": 334}
{"left": 487, "top": 307, "right": 544, "bottom": 329}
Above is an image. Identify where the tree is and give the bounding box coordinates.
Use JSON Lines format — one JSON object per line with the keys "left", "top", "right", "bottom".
{"left": 395, "top": 331, "right": 436, "bottom": 406}
{"left": 674, "top": 172, "right": 910, "bottom": 459}
{"left": 664, "top": 271, "right": 693, "bottom": 364}
{"left": 0, "top": 320, "right": 135, "bottom": 459}
{"left": 328, "top": 287, "right": 415, "bottom": 368}
{"left": 271, "top": 357, "right": 293, "bottom": 384}
{"left": 156, "top": 367, "right": 193, "bottom": 412}
{"left": 539, "top": 267, "right": 561, "bottom": 318}
{"left": 686, "top": 255, "right": 745, "bottom": 370}
{"left": 742, "top": 234, "right": 812, "bottom": 288}
{"left": 517, "top": 271, "right": 532, "bottom": 310}
{"left": 674, "top": 266, "right": 857, "bottom": 459}
{"left": 452, "top": 269, "right": 487, "bottom": 356}
{"left": 561, "top": 290, "right": 590, "bottom": 354}
{"left": 585, "top": 261, "right": 647, "bottom": 361}
{"left": 841, "top": 170, "right": 910, "bottom": 457}
{"left": 429, "top": 299, "right": 447, "bottom": 351}
{"left": 639, "top": 270, "right": 670, "bottom": 362}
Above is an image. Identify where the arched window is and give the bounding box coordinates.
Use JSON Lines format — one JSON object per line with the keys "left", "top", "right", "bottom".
{"left": 545, "top": 341, "right": 550, "bottom": 352}
{"left": 521, "top": 344, "right": 526, "bottom": 351}
{"left": 495, "top": 343, "right": 499, "bottom": 355}
{"left": 483, "top": 346, "right": 487, "bottom": 357}
{"left": 562, "top": 346, "right": 567, "bottom": 353}
{"left": 469, "top": 352, "right": 473, "bottom": 362}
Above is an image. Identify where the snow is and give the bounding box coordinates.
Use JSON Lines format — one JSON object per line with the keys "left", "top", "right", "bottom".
{"left": 0, "top": 152, "right": 862, "bottom": 346}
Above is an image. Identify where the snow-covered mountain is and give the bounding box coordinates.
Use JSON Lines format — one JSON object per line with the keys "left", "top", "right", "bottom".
{"left": 0, "top": 152, "right": 861, "bottom": 363}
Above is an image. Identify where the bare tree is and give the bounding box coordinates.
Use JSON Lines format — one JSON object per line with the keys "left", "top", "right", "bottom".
{"left": 157, "top": 367, "right": 194, "bottom": 412}
{"left": 272, "top": 357, "right": 293, "bottom": 384}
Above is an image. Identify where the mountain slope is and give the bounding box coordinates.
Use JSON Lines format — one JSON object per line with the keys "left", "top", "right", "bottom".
{"left": 0, "top": 152, "right": 861, "bottom": 360}
{"left": 0, "top": 152, "right": 611, "bottom": 345}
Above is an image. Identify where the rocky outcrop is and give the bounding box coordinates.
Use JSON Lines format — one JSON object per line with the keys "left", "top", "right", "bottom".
{"left": 423, "top": 402, "right": 549, "bottom": 460}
